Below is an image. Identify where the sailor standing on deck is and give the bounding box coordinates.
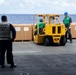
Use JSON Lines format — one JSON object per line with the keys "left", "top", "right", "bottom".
{"left": 0, "top": 15, "right": 17, "bottom": 68}
{"left": 34, "top": 18, "right": 45, "bottom": 35}
{"left": 63, "top": 12, "right": 72, "bottom": 43}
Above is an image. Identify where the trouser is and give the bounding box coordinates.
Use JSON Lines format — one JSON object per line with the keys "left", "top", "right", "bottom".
{"left": 34, "top": 28, "right": 44, "bottom": 35}
{"left": 0, "top": 40, "right": 14, "bottom": 65}
{"left": 0, "top": 47, "right": 1, "bottom": 65}
{"left": 65, "top": 27, "right": 72, "bottom": 42}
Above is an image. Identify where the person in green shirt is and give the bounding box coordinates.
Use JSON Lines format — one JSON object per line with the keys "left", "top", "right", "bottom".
{"left": 34, "top": 18, "right": 45, "bottom": 35}
{"left": 63, "top": 12, "right": 72, "bottom": 43}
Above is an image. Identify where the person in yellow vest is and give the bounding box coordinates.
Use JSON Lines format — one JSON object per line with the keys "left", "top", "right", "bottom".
{"left": 63, "top": 12, "right": 72, "bottom": 43}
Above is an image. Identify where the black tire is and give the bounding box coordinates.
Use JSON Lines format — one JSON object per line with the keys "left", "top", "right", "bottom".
{"left": 44, "top": 37, "right": 49, "bottom": 46}
{"left": 60, "top": 36, "right": 66, "bottom": 46}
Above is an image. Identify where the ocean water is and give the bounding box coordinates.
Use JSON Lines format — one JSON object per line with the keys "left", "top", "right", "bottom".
{"left": 0, "top": 14, "right": 76, "bottom": 24}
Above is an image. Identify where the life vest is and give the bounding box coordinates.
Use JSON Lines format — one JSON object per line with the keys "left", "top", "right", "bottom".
{"left": 63, "top": 17, "right": 71, "bottom": 27}
{"left": 36, "top": 22, "right": 45, "bottom": 29}
{"left": 0, "top": 22, "right": 10, "bottom": 40}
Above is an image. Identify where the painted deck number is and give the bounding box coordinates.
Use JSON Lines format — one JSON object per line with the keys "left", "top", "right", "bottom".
{"left": 20, "top": 72, "right": 29, "bottom": 75}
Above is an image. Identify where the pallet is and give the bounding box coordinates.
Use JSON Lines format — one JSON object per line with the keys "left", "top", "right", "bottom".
{"left": 14, "top": 40, "right": 32, "bottom": 42}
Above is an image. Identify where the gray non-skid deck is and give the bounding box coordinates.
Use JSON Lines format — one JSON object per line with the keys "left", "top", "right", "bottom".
{"left": 0, "top": 40, "right": 76, "bottom": 75}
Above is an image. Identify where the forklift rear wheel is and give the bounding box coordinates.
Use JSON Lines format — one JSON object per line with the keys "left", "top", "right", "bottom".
{"left": 44, "top": 37, "right": 49, "bottom": 46}
{"left": 60, "top": 36, "right": 66, "bottom": 46}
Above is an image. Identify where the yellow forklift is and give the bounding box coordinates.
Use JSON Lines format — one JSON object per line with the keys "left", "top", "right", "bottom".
{"left": 33, "top": 14, "right": 67, "bottom": 46}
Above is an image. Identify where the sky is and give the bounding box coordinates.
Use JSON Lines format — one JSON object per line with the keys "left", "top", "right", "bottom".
{"left": 0, "top": 0, "right": 76, "bottom": 14}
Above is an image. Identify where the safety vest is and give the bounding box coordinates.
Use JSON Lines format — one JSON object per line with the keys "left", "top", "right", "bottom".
{"left": 36, "top": 22, "right": 45, "bottom": 29}
{"left": 0, "top": 22, "right": 10, "bottom": 40}
{"left": 63, "top": 16, "right": 71, "bottom": 27}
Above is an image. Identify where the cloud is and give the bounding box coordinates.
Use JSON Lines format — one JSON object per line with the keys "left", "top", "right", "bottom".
{"left": 19, "top": 3, "right": 24, "bottom": 8}
{"left": 62, "top": 2, "right": 70, "bottom": 6}
{"left": 54, "top": 1, "right": 58, "bottom": 5}
{"left": 0, "top": 0, "right": 5, "bottom": 5}
{"left": 0, "top": 0, "right": 76, "bottom": 14}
